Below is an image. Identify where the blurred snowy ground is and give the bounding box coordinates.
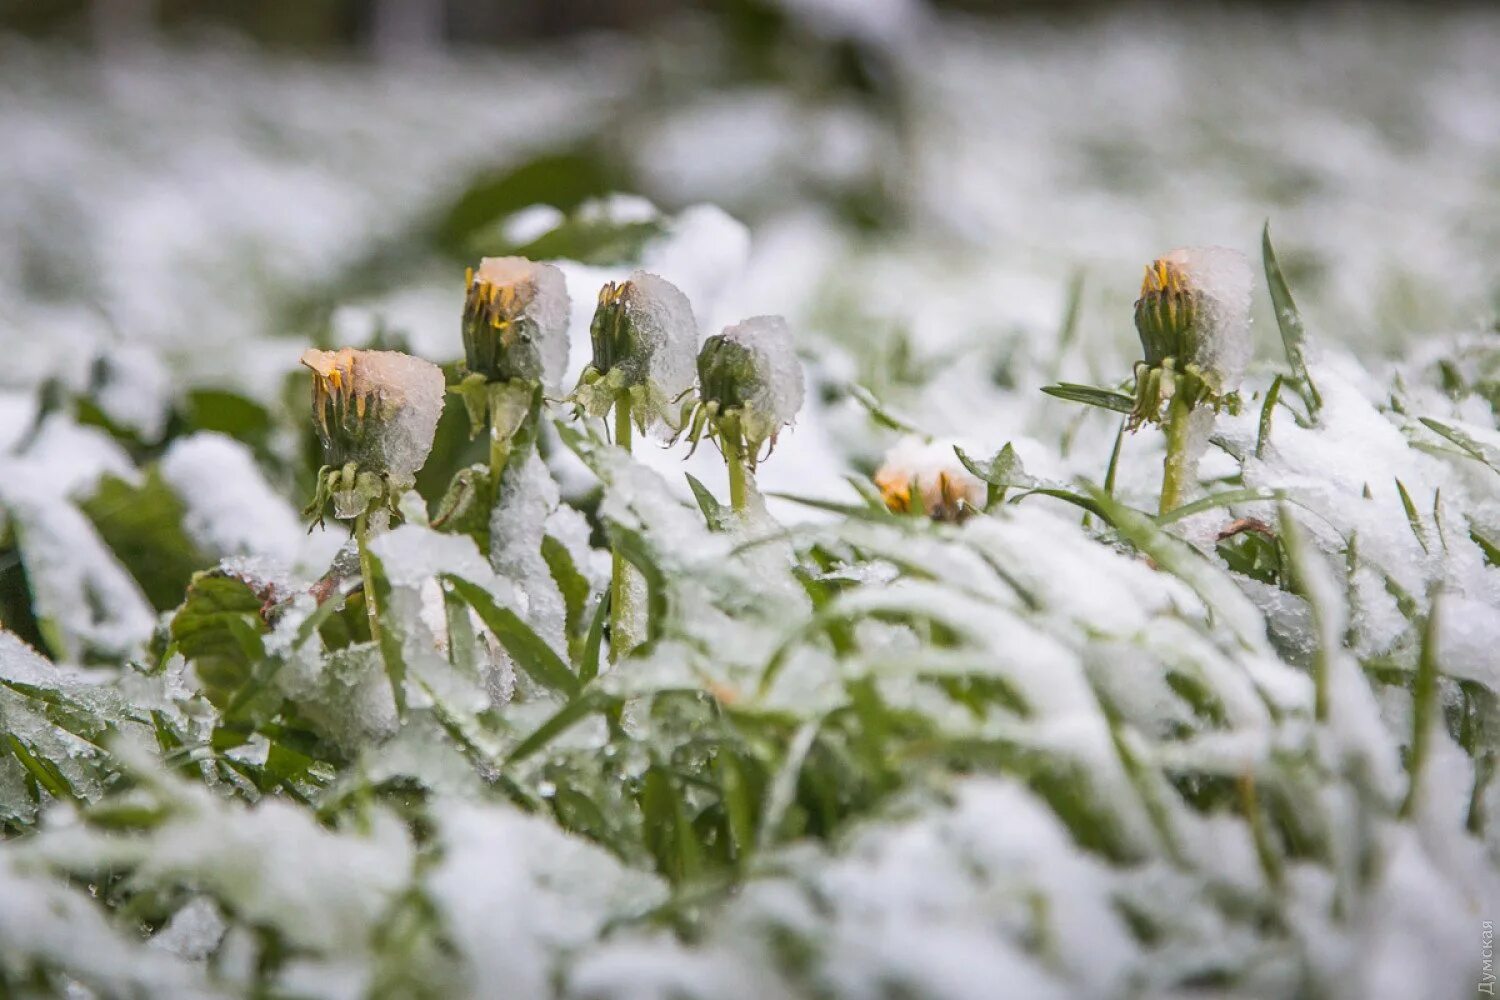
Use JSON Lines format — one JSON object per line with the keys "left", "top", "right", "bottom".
{"left": 0, "top": 3, "right": 1498, "bottom": 511}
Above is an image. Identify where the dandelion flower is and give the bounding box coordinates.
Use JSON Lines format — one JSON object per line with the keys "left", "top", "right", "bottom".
{"left": 574, "top": 270, "right": 697, "bottom": 433}
{"left": 874, "top": 436, "right": 985, "bottom": 522}
{"left": 301, "top": 347, "right": 444, "bottom": 522}
{"left": 688, "top": 315, "right": 804, "bottom": 460}
{"left": 462, "top": 256, "right": 570, "bottom": 390}
{"left": 1131, "top": 245, "right": 1252, "bottom": 427}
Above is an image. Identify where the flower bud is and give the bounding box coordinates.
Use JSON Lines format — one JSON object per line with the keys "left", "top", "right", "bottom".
{"left": 1130, "top": 246, "right": 1251, "bottom": 426}
{"left": 1134, "top": 258, "right": 1197, "bottom": 369}
{"left": 591, "top": 272, "right": 695, "bottom": 388}
{"left": 462, "top": 256, "right": 570, "bottom": 389}
{"left": 301, "top": 348, "right": 445, "bottom": 520}
{"left": 576, "top": 271, "right": 697, "bottom": 430}
{"left": 874, "top": 436, "right": 985, "bottom": 522}
{"left": 693, "top": 315, "right": 804, "bottom": 456}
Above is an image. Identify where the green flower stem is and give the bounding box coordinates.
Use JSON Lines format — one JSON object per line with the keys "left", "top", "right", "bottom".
{"left": 354, "top": 508, "right": 383, "bottom": 649}
{"left": 724, "top": 417, "right": 749, "bottom": 512}
{"left": 1159, "top": 388, "right": 1196, "bottom": 515}
{"left": 1239, "top": 772, "right": 1283, "bottom": 890}
{"left": 1400, "top": 596, "right": 1442, "bottom": 819}
{"left": 610, "top": 396, "right": 635, "bottom": 663}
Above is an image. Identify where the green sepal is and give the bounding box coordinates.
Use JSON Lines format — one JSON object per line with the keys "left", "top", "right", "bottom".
{"left": 453, "top": 372, "right": 491, "bottom": 438}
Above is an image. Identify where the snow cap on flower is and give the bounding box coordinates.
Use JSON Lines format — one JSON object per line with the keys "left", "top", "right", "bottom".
{"left": 696, "top": 315, "right": 804, "bottom": 451}
{"left": 301, "top": 347, "right": 445, "bottom": 481}
{"left": 462, "top": 256, "right": 570, "bottom": 388}
{"left": 1131, "top": 245, "right": 1252, "bottom": 425}
{"left": 874, "top": 436, "right": 985, "bottom": 522}
{"left": 588, "top": 271, "right": 697, "bottom": 400}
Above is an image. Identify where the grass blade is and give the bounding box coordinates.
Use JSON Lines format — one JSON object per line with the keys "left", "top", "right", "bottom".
{"left": 1155, "top": 487, "right": 1284, "bottom": 526}
{"left": 444, "top": 575, "right": 579, "bottom": 698}
{"left": 1262, "top": 221, "right": 1322, "bottom": 415}
{"left": 505, "top": 690, "right": 610, "bottom": 765}
{"left": 1040, "top": 383, "right": 1133, "bottom": 415}
{"left": 847, "top": 383, "right": 924, "bottom": 435}
{"left": 1400, "top": 593, "right": 1442, "bottom": 819}
{"left": 1256, "top": 375, "right": 1283, "bottom": 459}
{"left": 1394, "top": 479, "right": 1429, "bottom": 554}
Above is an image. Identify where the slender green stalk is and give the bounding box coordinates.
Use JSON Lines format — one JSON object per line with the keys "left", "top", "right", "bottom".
{"left": 1239, "top": 772, "right": 1283, "bottom": 890}
{"left": 354, "top": 509, "right": 382, "bottom": 648}
{"left": 725, "top": 426, "right": 749, "bottom": 512}
{"left": 610, "top": 397, "right": 635, "bottom": 662}
{"left": 1400, "top": 596, "right": 1442, "bottom": 819}
{"left": 1159, "top": 389, "right": 1196, "bottom": 515}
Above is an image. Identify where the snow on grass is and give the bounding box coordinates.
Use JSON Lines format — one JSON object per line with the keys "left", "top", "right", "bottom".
{"left": 1, "top": 8, "right": 1499, "bottom": 999}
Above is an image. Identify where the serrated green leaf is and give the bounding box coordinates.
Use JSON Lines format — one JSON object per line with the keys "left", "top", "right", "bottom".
{"left": 170, "top": 571, "right": 269, "bottom": 712}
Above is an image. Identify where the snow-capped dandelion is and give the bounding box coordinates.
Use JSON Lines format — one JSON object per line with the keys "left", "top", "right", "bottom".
{"left": 1128, "top": 246, "right": 1252, "bottom": 513}
{"left": 457, "top": 256, "right": 571, "bottom": 489}
{"left": 572, "top": 271, "right": 697, "bottom": 436}
{"left": 571, "top": 272, "right": 697, "bottom": 666}
{"left": 678, "top": 315, "right": 804, "bottom": 511}
{"left": 874, "top": 436, "right": 985, "bottom": 522}
{"left": 301, "top": 347, "right": 444, "bottom": 650}
{"left": 461, "top": 256, "right": 570, "bottom": 389}
{"left": 301, "top": 347, "right": 445, "bottom": 523}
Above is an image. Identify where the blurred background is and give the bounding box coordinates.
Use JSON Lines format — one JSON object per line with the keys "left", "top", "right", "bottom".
{"left": 5, "top": 0, "right": 1499, "bottom": 373}
{"left": 1, "top": 0, "right": 1498, "bottom": 612}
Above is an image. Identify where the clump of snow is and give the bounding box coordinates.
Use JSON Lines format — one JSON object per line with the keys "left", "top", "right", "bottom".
{"left": 0, "top": 480, "right": 154, "bottom": 661}
{"left": 301, "top": 347, "right": 446, "bottom": 480}
{"left": 501, "top": 204, "right": 565, "bottom": 245}
{"left": 425, "top": 799, "right": 667, "bottom": 997}
{"left": 490, "top": 453, "right": 568, "bottom": 652}
{"left": 610, "top": 270, "right": 698, "bottom": 403}
{"left": 574, "top": 193, "right": 660, "bottom": 227}
{"left": 371, "top": 522, "right": 501, "bottom": 593}
{"left": 90, "top": 343, "right": 174, "bottom": 441}
{"left": 371, "top": 521, "right": 528, "bottom": 710}
{"left": 149, "top": 896, "right": 227, "bottom": 961}
{"left": 471, "top": 256, "right": 572, "bottom": 390}
{"left": 1160, "top": 245, "right": 1253, "bottom": 392}
{"left": 0, "top": 856, "right": 220, "bottom": 999}
{"left": 159, "top": 432, "right": 303, "bottom": 567}
{"left": 769, "top": 0, "right": 925, "bottom": 47}
{"left": 873, "top": 435, "right": 985, "bottom": 518}
{"left": 15, "top": 751, "right": 415, "bottom": 991}
{"left": 0, "top": 414, "right": 137, "bottom": 499}
{"left": 712, "top": 314, "right": 805, "bottom": 442}
{"left": 346, "top": 349, "right": 445, "bottom": 480}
